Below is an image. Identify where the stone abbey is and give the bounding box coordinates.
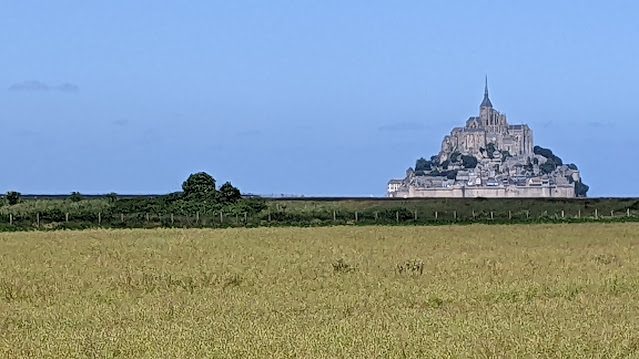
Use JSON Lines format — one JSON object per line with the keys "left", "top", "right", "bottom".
{"left": 387, "top": 78, "right": 587, "bottom": 198}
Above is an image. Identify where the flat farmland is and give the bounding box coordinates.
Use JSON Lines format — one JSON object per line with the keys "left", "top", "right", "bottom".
{"left": 2, "top": 224, "right": 639, "bottom": 358}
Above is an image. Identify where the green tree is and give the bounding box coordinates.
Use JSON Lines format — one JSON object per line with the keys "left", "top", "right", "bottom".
{"left": 415, "top": 158, "right": 432, "bottom": 172}
{"left": 182, "top": 172, "right": 217, "bottom": 198}
{"left": 69, "top": 192, "right": 83, "bottom": 202}
{"left": 575, "top": 181, "right": 589, "bottom": 197}
{"left": 105, "top": 192, "right": 118, "bottom": 203}
{"left": 461, "top": 155, "right": 478, "bottom": 169}
{"left": 218, "top": 182, "right": 242, "bottom": 203}
{"left": 6, "top": 191, "right": 21, "bottom": 205}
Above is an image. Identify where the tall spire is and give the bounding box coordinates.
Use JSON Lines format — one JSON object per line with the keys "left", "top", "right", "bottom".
{"left": 481, "top": 75, "right": 493, "bottom": 108}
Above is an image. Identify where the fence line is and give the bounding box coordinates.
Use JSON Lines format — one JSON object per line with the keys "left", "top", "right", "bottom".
{"left": 1, "top": 207, "right": 638, "bottom": 231}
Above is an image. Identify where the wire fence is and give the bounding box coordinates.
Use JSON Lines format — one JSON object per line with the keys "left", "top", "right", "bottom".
{"left": 0, "top": 207, "right": 638, "bottom": 231}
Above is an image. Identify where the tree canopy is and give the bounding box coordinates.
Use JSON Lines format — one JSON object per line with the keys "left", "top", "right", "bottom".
{"left": 182, "top": 172, "right": 217, "bottom": 198}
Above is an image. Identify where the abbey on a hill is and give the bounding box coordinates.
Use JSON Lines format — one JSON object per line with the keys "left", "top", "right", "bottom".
{"left": 387, "top": 78, "right": 588, "bottom": 198}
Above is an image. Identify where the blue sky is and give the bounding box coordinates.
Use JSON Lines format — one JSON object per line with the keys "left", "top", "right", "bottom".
{"left": 1, "top": 1, "right": 638, "bottom": 196}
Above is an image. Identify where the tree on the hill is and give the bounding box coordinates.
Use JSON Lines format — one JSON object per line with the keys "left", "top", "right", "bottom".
{"left": 415, "top": 158, "right": 432, "bottom": 172}
{"left": 182, "top": 172, "right": 217, "bottom": 198}
{"left": 218, "top": 182, "right": 242, "bottom": 203}
{"left": 575, "top": 181, "right": 589, "bottom": 197}
{"left": 6, "top": 191, "right": 21, "bottom": 205}
{"left": 461, "top": 155, "right": 478, "bottom": 169}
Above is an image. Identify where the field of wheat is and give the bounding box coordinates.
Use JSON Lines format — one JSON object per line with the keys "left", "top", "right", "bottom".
{"left": 1, "top": 224, "right": 639, "bottom": 358}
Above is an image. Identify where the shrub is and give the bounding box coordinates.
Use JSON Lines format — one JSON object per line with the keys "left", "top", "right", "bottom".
{"left": 462, "top": 155, "right": 478, "bottom": 169}
{"left": 182, "top": 172, "right": 216, "bottom": 198}
{"left": 69, "top": 192, "right": 83, "bottom": 202}
{"left": 6, "top": 191, "right": 21, "bottom": 205}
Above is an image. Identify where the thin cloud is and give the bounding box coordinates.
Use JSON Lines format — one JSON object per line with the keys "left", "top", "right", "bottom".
{"left": 587, "top": 121, "right": 615, "bottom": 128}
{"left": 112, "top": 119, "right": 130, "bottom": 127}
{"left": 236, "top": 129, "right": 262, "bottom": 137}
{"left": 378, "top": 121, "right": 426, "bottom": 132}
{"left": 8, "top": 80, "right": 80, "bottom": 93}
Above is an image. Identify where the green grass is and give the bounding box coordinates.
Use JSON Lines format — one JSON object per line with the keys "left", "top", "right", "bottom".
{"left": 2, "top": 224, "right": 639, "bottom": 357}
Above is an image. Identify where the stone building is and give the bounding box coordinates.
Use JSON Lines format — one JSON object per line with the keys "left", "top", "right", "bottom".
{"left": 440, "top": 78, "right": 533, "bottom": 160}
{"left": 387, "top": 78, "right": 586, "bottom": 198}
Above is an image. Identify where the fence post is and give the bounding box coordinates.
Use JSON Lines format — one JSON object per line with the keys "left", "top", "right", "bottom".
{"left": 415, "top": 210, "right": 418, "bottom": 221}
{"left": 374, "top": 211, "right": 378, "bottom": 221}
{"left": 508, "top": 211, "right": 512, "bottom": 220}
{"left": 434, "top": 211, "right": 438, "bottom": 221}
{"left": 355, "top": 211, "right": 358, "bottom": 222}
{"left": 526, "top": 210, "right": 530, "bottom": 220}
{"left": 472, "top": 210, "right": 476, "bottom": 220}
{"left": 36, "top": 213, "right": 40, "bottom": 227}
{"left": 396, "top": 211, "right": 399, "bottom": 223}
{"left": 595, "top": 209, "right": 598, "bottom": 219}
{"left": 220, "top": 212, "right": 224, "bottom": 223}
{"left": 171, "top": 213, "right": 174, "bottom": 226}
{"left": 244, "top": 212, "right": 247, "bottom": 223}
{"left": 628, "top": 208, "right": 631, "bottom": 217}
{"left": 454, "top": 211, "right": 457, "bottom": 221}
{"left": 98, "top": 212, "right": 101, "bottom": 226}
{"left": 561, "top": 210, "right": 565, "bottom": 219}
{"left": 490, "top": 211, "right": 494, "bottom": 220}
{"left": 578, "top": 209, "right": 581, "bottom": 219}
{"left": 9, "top": 214, "right": 12, "bottom": 225}
{"left": 65, "top": 213, "right": 69, "bottom": 223}
{"left": 196, "top": 212, "right": 200, "bottom": 224}
{"left": 268, "top": 212, "right": 272, "bottom": 222}
{"left": 146, "top": 213, "right": 150, "bottom": 222}
{"left": 610, "top": 210, "right": 614, "bottom": 218}
{"left": 333, "top": 210, "right": 336, "bottom": 222}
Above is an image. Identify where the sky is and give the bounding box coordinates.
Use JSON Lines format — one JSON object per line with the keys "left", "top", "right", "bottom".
{"left": 1, "top": 1, "right": 638, "bottom": 197}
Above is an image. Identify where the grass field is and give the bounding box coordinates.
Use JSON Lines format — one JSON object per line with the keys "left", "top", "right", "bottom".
{"left": 2, "top": 224, "right": 639, "bottom": 358}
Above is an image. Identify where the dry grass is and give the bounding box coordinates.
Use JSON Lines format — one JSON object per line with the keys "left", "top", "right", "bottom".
{"left": 1, "top": 224, "right": 639, "bottom": 358}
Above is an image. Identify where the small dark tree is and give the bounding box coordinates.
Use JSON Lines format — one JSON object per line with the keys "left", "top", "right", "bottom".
{"left": 415, "top": 158, "right": 432, "bottom": 172}
{"left": 218, "top": 182, "right": 242, "bottom": 203}
{"left": 105, "top": 192, "right": 118, "bottom": 203}
{"left": 540, "top": 160, "right": 557, "bottom": 174}
{"left": 461, "top": 155, "right": 478, "bottom": 169}
{"left": 69, "top": 192, "right": 83, "bottom": 202}
{"left": 182, "top": 172, "right": 217, "bottom": 198}
{"left": 575, "top": 181, "right": 589, "bottom": 197}
{"left": 6, "top": 191, "right": 21, "bottom": 205}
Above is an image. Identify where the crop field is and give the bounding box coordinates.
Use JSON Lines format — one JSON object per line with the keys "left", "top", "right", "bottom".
{"left": 2, "top": 224, "right": 639, "bottom": 358}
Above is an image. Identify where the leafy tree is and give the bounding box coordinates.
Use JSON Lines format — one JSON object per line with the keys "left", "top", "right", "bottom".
{"left": 6, "top": 191, "right": 21, "bottom": 205}
{"left": 218, "top": 182, "right": 242, "bottom": 203}
{"left": 534, "top": 145, "right": 563, "bottom": 166}
{"left": 501, "top": 150, "right": 512, "bottom": 162}
{"left": 182, "top": 172, "right": 217, "bottom": 198}
{"left": 105, "top": 192, "right": 118, "bottom": 203}
{"left": 540, "top": 161, "right": 557, "bottom": 174}
{"left": 415, "top": 158, "right": 432, "bottom": 172}
{"left": 461, "top": 155, "right": 478, "bottom": 169}
{"left": 69, "top": 192, "right": 83, "bottom": 202}
{"left": 575, "top": 181, "right": 589, "bottom": 197}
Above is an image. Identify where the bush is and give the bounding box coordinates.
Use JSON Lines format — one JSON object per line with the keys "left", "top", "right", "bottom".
{"left": 6, "top": 191, "right": 21, "bottom": 205}
{"left": 415, "top": 158, "right": 432, "bottom": 172}
{"left": 182, "top": 172, "right": 217, "bottom": 198}
{"left": 575, "top": 181, "right": 589, "bottom": 197}
{"left": 462, "top": 155, "right": 478, "bottom": 169}
{"left": 69, "top": 192, "right": 83, "bottom": 202}
{"left": 218, "top": 182, "right": 242, "bottom": 204}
